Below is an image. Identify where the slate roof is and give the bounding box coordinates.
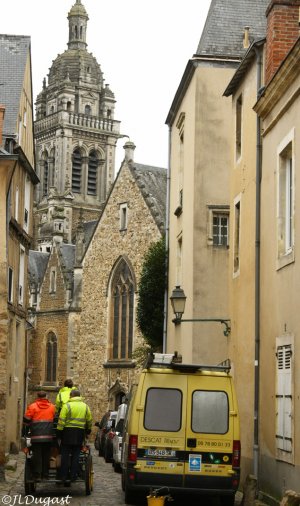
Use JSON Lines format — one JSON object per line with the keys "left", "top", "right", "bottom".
{"left": 129, "top": 162, "right": 167, "bottom": 234}
{"left": 83, "top": 220, "right": 98, "bottom": 246}
{"left": 59, "top": 243, "right": 75, "bottom": 272}
{"left": 59, "top": 243, "right": 76, "bottom": 287}
{"left": 0, "top": 35, "right": 30, "bottom": 140}
{"left": 28, "top": 251, "right": 50, "bottom": 286}
{"left": 196, "top": 0, "right": 269, "bottom": 59}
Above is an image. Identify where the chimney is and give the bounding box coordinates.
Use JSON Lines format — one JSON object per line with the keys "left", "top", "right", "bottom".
{"left": 265, "top": 0, "right": 300, "bottom": 84}
{"left": 0, "top": 104, "right": 5, "bottom": 148}
{"left": 123, "top": 140, "right": 136, "bottom": 162}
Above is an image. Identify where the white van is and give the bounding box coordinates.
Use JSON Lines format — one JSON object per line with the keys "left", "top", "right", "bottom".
{"left": 121, "top": 353, "right": 240, "bottom": 505}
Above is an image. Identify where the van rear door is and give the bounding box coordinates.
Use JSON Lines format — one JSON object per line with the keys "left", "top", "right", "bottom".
{"left": 185, "top": 374, "right": 235, "bottom": 488}
{"left": 136, "top": 371, "right": 187, "bottom": 487}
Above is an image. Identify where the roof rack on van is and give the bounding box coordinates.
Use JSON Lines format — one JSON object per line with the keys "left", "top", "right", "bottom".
{"left": 144, "top": 353, "right": 231, "bottom": 373}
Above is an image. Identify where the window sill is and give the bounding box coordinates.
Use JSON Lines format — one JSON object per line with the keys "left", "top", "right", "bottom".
{"left": 103, "top": 360, "right": 135, "bottom": 369}
{"left": 276, "top": 250, "right": 295, "bottom": 271}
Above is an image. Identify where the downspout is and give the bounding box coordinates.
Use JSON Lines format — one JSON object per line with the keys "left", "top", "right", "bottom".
{"left": 163, "top": 126, "right": 171, "bottom": 353}
{"left": 253, "top": 45, "right": 263, "bottom": 481}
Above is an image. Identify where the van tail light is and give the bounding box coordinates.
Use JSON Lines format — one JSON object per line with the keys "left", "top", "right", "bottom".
{"left": 128, "top": 435, "right": 138, "bottom": 463}
{"left": 232, "top": 440, "right": 241, "bottom": 468}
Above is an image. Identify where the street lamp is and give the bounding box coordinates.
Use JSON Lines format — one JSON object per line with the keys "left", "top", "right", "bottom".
{"left": 170, "top": 285, "right": 231, "bottom": 337}
{"left": 170, "top": 285, "right": 187, "bottom": 323}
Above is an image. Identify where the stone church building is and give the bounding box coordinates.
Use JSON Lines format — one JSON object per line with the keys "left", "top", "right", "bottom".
{"left": 34, "top": 0, "right": 120, "bottom": 252}
{"left": 28, "top": 0, "right": 167, "bottom": 418}
{"left": 73, "top": 143, "right": 166, "bottom": 419}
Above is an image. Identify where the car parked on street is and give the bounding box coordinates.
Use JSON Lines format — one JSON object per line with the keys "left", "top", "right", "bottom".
{"left": 94, "top": 410, "right": 117, "bottom": 457}
{"left": 112, "top": 403, "right": 127, "bottom": 472}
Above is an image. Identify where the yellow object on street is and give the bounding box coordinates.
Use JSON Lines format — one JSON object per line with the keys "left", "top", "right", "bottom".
{"left": 147, "top": 496, "right": 166, "bottom": 506}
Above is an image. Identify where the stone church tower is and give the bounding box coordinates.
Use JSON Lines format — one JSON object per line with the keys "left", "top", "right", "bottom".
{"left": 34, "top": 0, "right": 121, "bottom": 252}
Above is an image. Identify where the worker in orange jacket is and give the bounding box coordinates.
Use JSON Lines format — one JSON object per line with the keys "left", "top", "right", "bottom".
{"left": 22, "top": 391, "right": 56, "bottom": 480}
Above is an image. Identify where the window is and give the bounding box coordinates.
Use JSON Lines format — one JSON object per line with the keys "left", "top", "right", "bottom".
{"left": 45, "top": 332, "right": 57, "bottom": 383}
{"left": 208, "top": 206, "right": 229, "bottom": 247}
{"left": 50, "top": 268, "right": 56, "bottom": 293}
{"left": 85, "top": 105, "right": 91, "bottom": 116}
{"left": 18, "top": 246, "right": 25, "bottom": 305}
{"left": 192, "top": 391, "right": 229, "bottom": 434}
{"left": 110, "top": 259, "right": 135, "bottom": 360}
{"left": 67, "top": 101, "right": 72, "bottom": 112}
{"left": 87, "top": 150, "right": 98, "bottom": 195}
{"left": 236, "top": 94, "right": 242, "bottom": 160}
{"left": 14, "top": 321, "right": 21, "bottom": 380}
{"left": 15, "top": 186, "right": 19, "bottom": 222}
{"left": 18, "top": 118, "right": 22, "bottom": 145}
{"left": 277, "top": 138, "right": 294, "bottom": 267}
{"left": 233, "top": 198, "right": 241, "bottom": 275}
{"left": 176, "top": 237, "right": 182, "bottom": 286}
{"left": 43, "top": 154, "right": 49, "bottom": 196}
{"left": 144, "top": 388, "right": 182, "bottom": 431}
{"left": 8, "top": 267, "right": 13, "bottom": 303}
{"left": 276, "top": 337, "right": 293, "bottom": 462}
{"left": 72, "top": 149, "right": 82, "bottom": 193}
{"left": 120, "top": 203, "right": 128, "bottom": 231}
{"left": 175, "top": 112, "right": 185, "bottom": 216}
{"left": 24, "top": 176, "right": 31, "bottom": 232}
{"left": 213, "top": 213, "right": 229, "bottom": 246}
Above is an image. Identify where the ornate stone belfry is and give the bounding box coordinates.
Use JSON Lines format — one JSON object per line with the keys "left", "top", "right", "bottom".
{"left": 34, "top": 0, "right": 121, "bottom": 251}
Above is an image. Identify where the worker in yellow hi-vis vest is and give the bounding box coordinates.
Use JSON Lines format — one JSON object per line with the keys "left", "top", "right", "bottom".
{"left": 56, "top": 389, "right": 92, "bottom": 483}
{"left": 55, "top": 379, "right": 77, "bottom": 413}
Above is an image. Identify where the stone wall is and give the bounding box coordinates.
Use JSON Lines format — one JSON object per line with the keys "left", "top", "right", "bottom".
{"left": 28, "top": 245, "right": 70, "bottom": 403}
{"left": 73, "top": 163, "right": 163, "bottom": 422}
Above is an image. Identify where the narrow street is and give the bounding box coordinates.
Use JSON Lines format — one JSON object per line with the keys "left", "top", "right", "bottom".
{"left": 1, "top": 450, "right": 242, "bottom": 506}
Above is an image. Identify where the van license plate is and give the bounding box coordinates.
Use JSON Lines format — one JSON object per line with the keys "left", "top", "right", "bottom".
{"left": 146, "top": 449, "right": 176, "bottom": 457}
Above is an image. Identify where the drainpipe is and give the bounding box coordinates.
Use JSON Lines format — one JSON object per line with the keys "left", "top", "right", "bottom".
{"left": 163, "top": 126, "right": 171, "bottom": 353}
{"left": 253, "top": 44, "right": 263, "bottom": 481}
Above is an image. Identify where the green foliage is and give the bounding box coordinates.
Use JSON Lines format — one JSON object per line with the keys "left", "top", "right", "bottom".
{"left": 136, "top": 237, "right": 166, "bottom": 350}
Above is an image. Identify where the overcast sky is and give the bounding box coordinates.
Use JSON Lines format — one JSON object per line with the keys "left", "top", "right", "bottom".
{"left": 1, "top": 0, "right": 211, "bottom": 172}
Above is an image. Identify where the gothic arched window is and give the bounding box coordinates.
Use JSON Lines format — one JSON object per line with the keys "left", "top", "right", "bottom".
{"left": 110, "top": 259, "right": 135, "bottom": 360}
{"left": 42, "top": 151, "right": 49, "bottom": 196}
{"left": 72, "top": 148, "right": 82, "bottom": 193}
{"left": 45, "top": 332, "right": 57, "bottom": 383}
{"left": 87, "top": 150, "right": 98, "bottom": 195}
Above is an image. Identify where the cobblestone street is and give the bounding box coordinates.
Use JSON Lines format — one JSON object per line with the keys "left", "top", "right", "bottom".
{"left": 0, "top": 450, "right": 243, "bottom": 506}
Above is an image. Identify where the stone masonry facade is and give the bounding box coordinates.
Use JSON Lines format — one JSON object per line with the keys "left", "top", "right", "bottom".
{"left": 73, "top": 161, "right": 165, "bottom": 423}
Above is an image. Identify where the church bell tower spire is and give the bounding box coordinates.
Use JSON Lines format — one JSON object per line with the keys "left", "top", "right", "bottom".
{"left": 68, "top": 0, "right": 89, "bottom": 50}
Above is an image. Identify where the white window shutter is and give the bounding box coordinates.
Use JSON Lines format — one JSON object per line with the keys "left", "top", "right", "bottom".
{"left": 276, "top": 344, "right": 292, "bottom": 453}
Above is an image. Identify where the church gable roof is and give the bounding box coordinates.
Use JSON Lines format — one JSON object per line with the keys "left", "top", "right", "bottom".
{"left": 0, "top": 35, "right": 30, "bottom": 139}
{"left": 196, "top": 0, "right": 269, "bottom": 59}
{"left": 29, "top": 251, "right": 50, "bottom": 286}
{"left": 128, "top": 162, "right": 167, "bottom": 234}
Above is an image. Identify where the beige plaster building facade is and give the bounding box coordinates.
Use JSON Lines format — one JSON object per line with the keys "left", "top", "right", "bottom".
{"left": 224, "top": 0, "right": 300, "bottom": 500}
{"left": 0, "top": 35, "right": 38, "bottom": 473}
{"left": 165, "top": 0, "right": 268, "bottom": 368}
{"left": 254, "top": 13, "right": 300, "bottom": 500}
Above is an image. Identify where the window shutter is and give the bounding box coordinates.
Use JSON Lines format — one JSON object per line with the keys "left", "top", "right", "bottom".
{"left": 276, "top": 344, "right": 292, "bottom": 452}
